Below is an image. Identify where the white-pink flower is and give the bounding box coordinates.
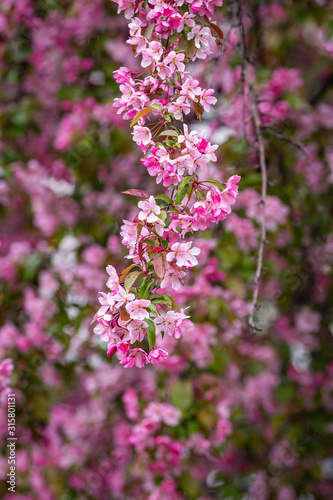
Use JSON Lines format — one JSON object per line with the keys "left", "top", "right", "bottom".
{"left": 180, "top": 78, "right": 202, "bottom": 100}
{"left": 168, "top": 96, "right": 191, "bottom": 120}
{"left": 164, "top": 50, "right": 185, "bottom": 72}
{"left": 128, "top": 320, "right": 148, "bottom": 342}
{"left": 141, "top": 41, "right": 163, "bottom": 67}
{"left": 113, "top": 286, "right": 135, "bottom": 308}
{"left": 160, "top": 269, "right": 185, "bottom": 290}
{"left": 200, "top": 88, "right": 217, "bottom": 112}
{"left": 166, "top": 241, "right": 200, "bottom": 268}
{"left": 154, "top": 309, "right": 191, "bottom": 339}
{"left": 126, "top": 299, "right": 151, "bottom": 320}
{"left": 132, "top": 126, "right": 152, "bottom": 146}
{"left": 187, "top": 26, "right": 212, "bottom": 50}
{"left": 138, "top": 195, "right": 161, "bottom": 223}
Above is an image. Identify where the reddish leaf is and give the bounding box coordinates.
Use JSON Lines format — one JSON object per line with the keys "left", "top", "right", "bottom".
{"left": 192, "top": 99, "right": 204, "bottom": 120}
{"left": 177, "top": 35, "right": 196, "bottom": 60}
{"left": 119, "top": 264, "right": 137, "bottom": 283}
{"left": 210, "top": 22, "right": 224, "bottom": 45}
{"left": 138, "top": 242, "right": 144, "bottom": 263}
{"left": 130, "top": 107, "right": 152, "bottom": 127}
{"left": 120, "top": 305, "right": 130, "bottom": 322}
{"left": 153, "top": 253, "right": 166, "bottom": 279}
{"left": 122, "top": 189, "right": 150, "bottom": 199}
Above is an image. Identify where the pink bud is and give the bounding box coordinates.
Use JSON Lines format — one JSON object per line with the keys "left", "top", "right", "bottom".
{"left": 191, "top": 2, "right": 201, "bottom": 12}
{"left": 107, "top": 345, "right": 117, "bottom": 357}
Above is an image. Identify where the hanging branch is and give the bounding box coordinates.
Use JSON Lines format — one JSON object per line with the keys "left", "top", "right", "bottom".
{"left": 236, "top": 0, "right": 267, "bottom": 331}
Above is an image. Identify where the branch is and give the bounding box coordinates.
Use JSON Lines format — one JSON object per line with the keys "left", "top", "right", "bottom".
{"left": 236, "top": 0, "right": 267, "bottom": 331}
{"left": 262, "top": 126, "right": 309, "bottom": 158}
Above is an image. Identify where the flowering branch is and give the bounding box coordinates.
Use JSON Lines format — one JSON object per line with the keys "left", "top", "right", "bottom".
{"left": 93, "top": 0, "right": 240, "bottom": 367}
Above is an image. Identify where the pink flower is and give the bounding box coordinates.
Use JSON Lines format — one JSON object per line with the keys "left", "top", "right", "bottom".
{"left": 127, "top": 320, "right": 148, "bottom": 342}
{"left": 168, "top": 96, "right": 191, "bottom": 120}
{"left": 166, "top": 241, "right": 200, "bottom": 267}
{"left": 107, "top": 344, "right": 117, "bottom": 357}
{"left": 187, "top": 26, "right": 212, "bottom": 50}
{"left": 126, "top": 299, "right": 151, "bottom": 320}
{"left": 156, "top": 61, "right": 173, "bottom": 80}
{"left": 148, "top": 348, "right": 169, "bottom": 364}
{"left": 200, "top": 88, "right": 217, "bottom": 112}
{"left": 154, "top": 309, "right": 191, "bottom": 339}
{"left": 138, "top": 195, "right": 161, "bottom": 223}
{"left": 120, "top": 348, "right": 148, "bottom": 368}
{"left": 93, "top": 315, "right": 113, "bottom": 342}
{"left": 141, "top": 41, "right": 163, "bottom": 67}
{"left": 132, "top": 126, "right": 152, "bottom": 147}
{"left": 96, "top": 292, "right": 111, "bottom": 317}
{"left": 160, "top": 269, "right": 185, "bottom": 290}
{"left": 178, "top": 124, "right": 200, "bottom": 147}
{"left": 113, "top": 286, "right": 135, "bottom": 308}
{"left": 163, "top": 50, "right": 185, "bottom": 72}
{"left": 144, "top": 402, "right": 181, "bottom": 425}
{"left": 180, "top": 78, "right": 202, "bottom": 100}
{"left": 115, "top": 340, "right": 130, "bottom": 358}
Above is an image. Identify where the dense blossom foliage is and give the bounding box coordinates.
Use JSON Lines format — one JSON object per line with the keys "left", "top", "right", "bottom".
{"left": 0, "top": 0, "right": 333, "bottom": 499}
{"left": 93, "top": 0, "right": 240, "bottom": 366}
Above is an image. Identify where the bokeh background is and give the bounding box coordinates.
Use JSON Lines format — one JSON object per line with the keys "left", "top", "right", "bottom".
{"left": 0, "top": 1, "right": 333, "bottom": 499}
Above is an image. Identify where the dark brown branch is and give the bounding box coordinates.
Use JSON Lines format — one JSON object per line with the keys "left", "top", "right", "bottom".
{"left": 236, "top": 0, "right": 267, "bottom": 331}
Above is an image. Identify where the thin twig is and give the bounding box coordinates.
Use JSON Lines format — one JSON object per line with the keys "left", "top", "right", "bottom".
{"left": 236, "top": 0, "right": 267, "bottom": 331}
{"left": 262, "top": 126, "right": 309, "bottom": 158}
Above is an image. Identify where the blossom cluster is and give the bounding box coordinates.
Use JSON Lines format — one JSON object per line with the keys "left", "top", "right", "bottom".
{"left": 94, "top": 0, "right": 240, "bottom": 366}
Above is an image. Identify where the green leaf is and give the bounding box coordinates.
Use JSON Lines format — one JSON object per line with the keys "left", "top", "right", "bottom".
{"left": 166, "top": 77, "right": 176, "bottom": 87}
{"left": 155, "top": 194, "right": 173, "bottom": 204}
{"left": 124, "top": 271, "right": 141, "bottom": 292}
{"left": 148, "top": 304, "right": 158, "bottom": 316}
{"left": 144, "top": 22, "right": 155, "bottom": 41}
{"left": 150, "top": 103, "right": 161, "bottom": 111}
{"left": 141, "top": 278, "right": 156, "bottom": 299}
{"left": 159, "top": 129, "right": 179, "bottom": 137}
{"left": 166, "top": 294, "right": 179, "bottom": 312}
{"left": 150, "top": 294, "right": 173, "bottom": 308}
{"left": 140, "top": 238, "right": 155, "bottom": 245}
{"left": 146, "top": 318, "right": 156, "bottom": 349}
{"left": 138, "top": 276, "right": 148, "bottom": 297}
{"left": 177, "top": 175, "right": 194, "bottom": 191}
{"left": 205, "top": 178, "right": 225, "bottom": 190}
{"left": 174, "top": 186, "right": 189, "bottom": 205}
{"left": 178, "top": 471, "right": 200, "bottom": 500}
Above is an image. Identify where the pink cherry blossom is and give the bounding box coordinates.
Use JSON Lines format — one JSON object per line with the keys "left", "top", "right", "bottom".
{"left": 148, "top": 348, "right": 169, "bottom": 364}
{"left": 166, "top": 241, "right": 201, "bottom": 268}
{"left": 132, "top": 126, "right": 152, "bottom": 147}
{"left": 168, "top": 96, "right": 191, "bottom": 120}
{"left": 126, "top": 299, "right": 151, "bottom": 320}
{"left": 163, "top": 50, "right": 185, "bottom": 72}
{"left": 138, "top": 195, "right": 161, "bottom": 223}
